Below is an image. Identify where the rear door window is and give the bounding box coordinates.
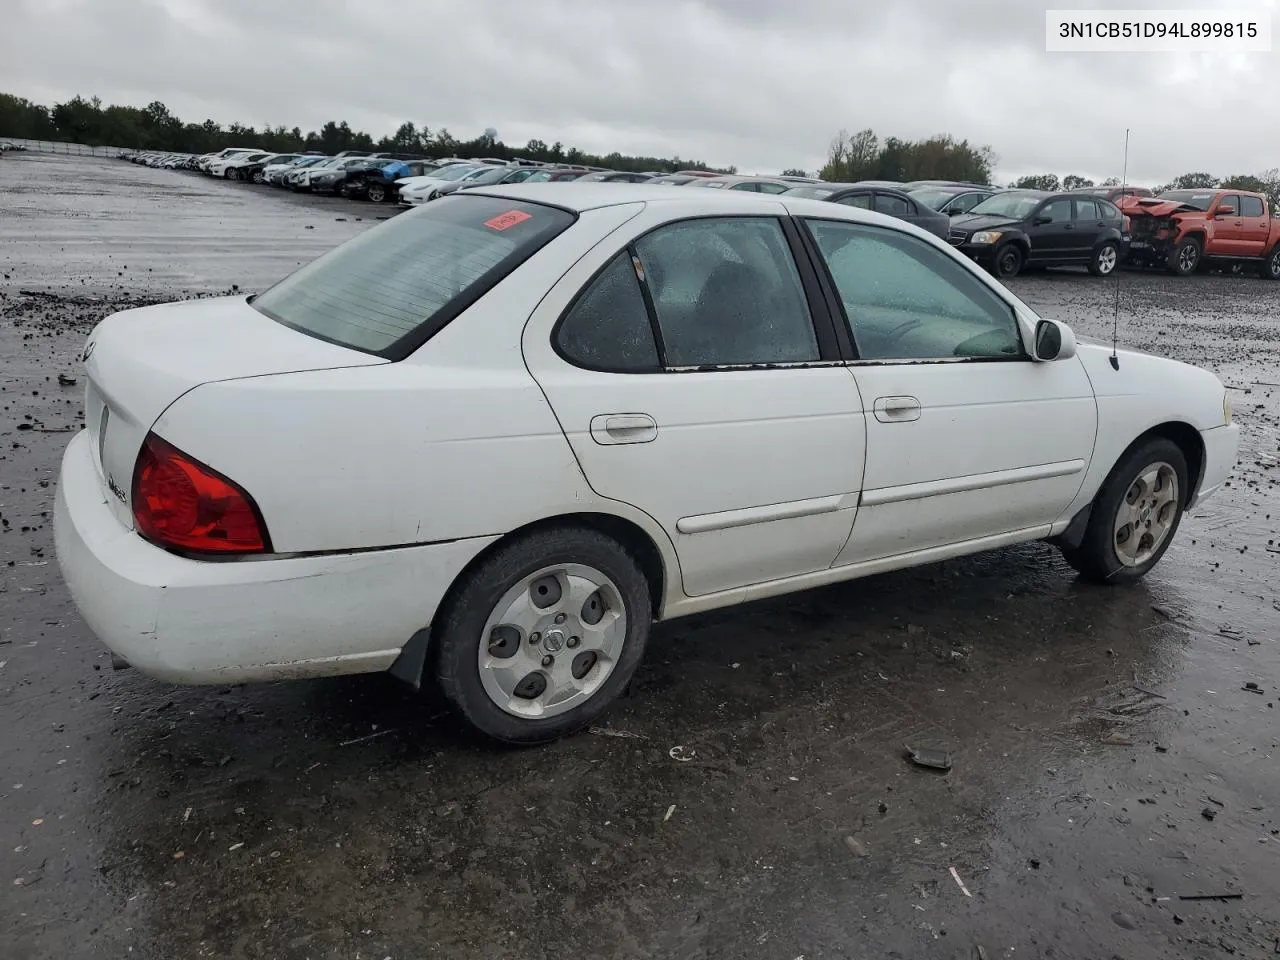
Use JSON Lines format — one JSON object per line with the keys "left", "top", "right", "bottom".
{"left": 1241, "top": 196, "right": 1265, "bottom": 217}
{"left": 252, "top": 196, "right": 574, "bottom": 358}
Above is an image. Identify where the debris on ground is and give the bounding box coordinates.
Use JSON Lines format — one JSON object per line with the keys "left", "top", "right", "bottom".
{"left": 56, "top": 373, "right": 76, "bottom": 386}
{"left": 905, "top": 744, "right": 953, "bottom": 771}
{"left": 948, "top": 866, "right": 973, "bottom": 897}
{"left": 663, "top": 804, "right": 676, "bottom": 823}
{"left": 1202, "top": 807, "right": 1219, "bottom": 821}
{"left": 842, "top": 836, "right": 869, "bottom": 857}
{"left": 1111, "top": 911, "right": 1138, "bottom": 930}
{"left": 1178, "top": 892, "right": 1243, "bottom": 902}
{"left": 668, "top": 745, "right": 696, "bottom": 762}
{"left": 1101, "top": 732, "right": 1135, "bottom": 746}
{"left": 1243, "top": 682, "right": 1265, "bottom": 695}
{"left": 587, "top": 726, "right": 648, "bottom": 740}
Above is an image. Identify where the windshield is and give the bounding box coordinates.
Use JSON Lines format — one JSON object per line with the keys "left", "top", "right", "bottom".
{"left": 434, "top": 165, "right": 483, "bottom": 181}
{"left": 967, "top": 193, "right": 1043, "bottom": 218}
{"left": 1157, "top": 190, "right": 1216, "bottom": 211}
{"left": 907, "top": 189, "right": 955, "bottom": 209}
{"left": 253, "top": 196, "right": 575, "bottom": 357}
{"left": 785, "top": 186, "right": 838, "bottom": 200}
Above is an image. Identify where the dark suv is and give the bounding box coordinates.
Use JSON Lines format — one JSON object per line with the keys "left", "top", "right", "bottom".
{"left": 949, "top": 190, "right": 1126, "bottom": 278}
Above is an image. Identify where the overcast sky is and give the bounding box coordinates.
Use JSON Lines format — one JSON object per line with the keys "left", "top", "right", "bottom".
{"left": 1, "top": 0, "right": 1277, "bottom": 184}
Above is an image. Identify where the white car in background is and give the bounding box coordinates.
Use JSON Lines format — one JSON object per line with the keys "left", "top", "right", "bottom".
{"left": 209, "top": 151, "right": 272, "bottom": 180}
{"left": 55, "top": 186, "right": 1238, "bottom": 745}
{"left": 198, "top": 147, "right": 263, "bottom": 173}
{"left": 396, "top": 163, "right": 493, "bottom": 205}
{"left": 263, "top": 155, "right": 327, "bottom": 184}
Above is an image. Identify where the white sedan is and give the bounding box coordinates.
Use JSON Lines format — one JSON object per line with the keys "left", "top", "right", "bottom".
{"left": 54, "top": 185, "right": 1239, "bottom": 744}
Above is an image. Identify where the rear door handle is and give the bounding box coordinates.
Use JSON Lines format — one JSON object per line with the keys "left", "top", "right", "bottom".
{"left": 872, "top": 396, "right": 921, "bottom": 423}
{"left": 590, "top": 413, "right": 658, "bottom": 445}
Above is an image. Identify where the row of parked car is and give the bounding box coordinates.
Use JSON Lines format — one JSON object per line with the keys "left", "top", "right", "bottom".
{"left": 122, "top": 147, "right": 1280, "bottom": 280}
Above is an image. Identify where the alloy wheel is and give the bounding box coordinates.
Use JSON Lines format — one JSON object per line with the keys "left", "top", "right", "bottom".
{"left": 477, "top": 564, "right": 627, "bottom": 719}
{"left": 1113, "top": 462, "right": 1179, "bottom": 567}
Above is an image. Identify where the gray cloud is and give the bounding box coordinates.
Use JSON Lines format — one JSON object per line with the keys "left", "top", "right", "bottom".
{"left": 1, "top": 0, "right": 1277, "bottom": 184}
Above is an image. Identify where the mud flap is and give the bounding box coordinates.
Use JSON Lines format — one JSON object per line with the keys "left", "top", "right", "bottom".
{"left": 1050, "top": 503, "right": 1093, "bottom": 550}
{"left": 388, "top": 627, "right": 432, "bottom": 690}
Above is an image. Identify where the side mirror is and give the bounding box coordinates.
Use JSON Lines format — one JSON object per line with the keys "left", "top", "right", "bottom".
{"left": 1033, "top": 215, "right": 1052, "bottom": 226}
{"left": 1215, "top": 208, "right": 1237, "bottom": 218}
{"left": 1034, "top": 318, "right": 1077, "bottom": 361}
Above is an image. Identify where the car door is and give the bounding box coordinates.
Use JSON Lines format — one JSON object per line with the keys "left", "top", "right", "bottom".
{"left": 800, "top": 216, "right": 1097, "bottom": 564}
{"left": 1211, "top": 194, "right": 1244, "bottom": 254}
{"left": 1070, "top": 198, "right": 1108, "bottom": 259}
{"left": 1236, "top": 195, "right": 1269, "bottom": 256}
{"left": 835, "top": 191, "right": 873, "bottom": 210}
{"left": 523, "top": 207, "right": 866, "bottom": 599}
{"left": 943, "top": 191, "right": 986, "bottom": 217}
{"left": 1025, "top": 197, "right": 1075, "bottom": 262}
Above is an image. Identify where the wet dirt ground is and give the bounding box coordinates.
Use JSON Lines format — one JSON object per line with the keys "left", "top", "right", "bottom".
{"left": 2, "top": 153, "right": 1278, "bottom": 960}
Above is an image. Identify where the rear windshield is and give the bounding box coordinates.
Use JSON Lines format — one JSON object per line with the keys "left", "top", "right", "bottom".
{"left": 252, "top": 196, "right": 575, "bottom": 358}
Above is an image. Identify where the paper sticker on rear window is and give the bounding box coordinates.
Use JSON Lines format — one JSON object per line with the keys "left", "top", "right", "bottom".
{"left": 484, "top": 210, "right": 533, "bottom": 232}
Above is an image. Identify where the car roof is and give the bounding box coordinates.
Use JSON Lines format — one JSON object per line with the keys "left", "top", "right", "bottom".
{"left": 462, "top": 183, "right": 952, "bottom": 233}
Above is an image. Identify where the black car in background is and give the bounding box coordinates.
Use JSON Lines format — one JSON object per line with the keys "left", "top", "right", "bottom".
{"left": 339, "top": 160, "right": 431, "bottom": 201}
{"left": 907, "top": 183, "right": 1000, "bottom": 217}
{"left": 948, "top": 190, "right": 1126, "bottom": 278}
{"left": 240, "top": 153, "right": 303, "bottom": 184}
{"left": 781, "top": 183, "right": 950, "bottom": 239}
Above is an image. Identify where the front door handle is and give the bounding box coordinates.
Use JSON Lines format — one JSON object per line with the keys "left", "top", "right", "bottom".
{"left": 873, "top": 396, "right": 921, "bottom": 423}
{"left": 590, "top": 413, "right": 658, "bottom": 445}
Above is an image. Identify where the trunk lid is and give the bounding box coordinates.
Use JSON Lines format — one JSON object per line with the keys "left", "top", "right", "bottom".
{"left": 82, "top": 295, "right": 384, "bottom": 529}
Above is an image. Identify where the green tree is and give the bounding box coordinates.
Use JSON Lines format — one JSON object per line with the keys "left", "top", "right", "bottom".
{"left": 1062, "top": 174, "right": 1094, "bottom": 190}
{"left": 781, "top": 167, "right": 808, "bottom": 178}
{"left": 1010, "top": 174, "right": 1060, "bottom": 191}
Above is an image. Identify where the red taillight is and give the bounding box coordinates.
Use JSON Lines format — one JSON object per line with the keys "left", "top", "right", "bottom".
{"left": 132, "top": 433, "right": 270, "bottom": 555}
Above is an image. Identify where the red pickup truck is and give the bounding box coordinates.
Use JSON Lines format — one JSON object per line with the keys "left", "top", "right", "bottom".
{"left": 1119, "top": 189, "right": 1280, "bottom": 278}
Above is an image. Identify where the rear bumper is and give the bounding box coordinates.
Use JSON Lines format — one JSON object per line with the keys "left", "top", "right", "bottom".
{"left": 1190, "top": 423, "right": 1239, "bottom": 509}
{"left": 54, "top": 431, "right": 496, "bottom": 684}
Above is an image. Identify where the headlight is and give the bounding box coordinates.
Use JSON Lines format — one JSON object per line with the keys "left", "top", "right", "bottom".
{"left": 970, "top": 231, "right": 1003, "bottom": 245}
{"left": 1224, "top": 393, "right": 1233, "bottom": 424}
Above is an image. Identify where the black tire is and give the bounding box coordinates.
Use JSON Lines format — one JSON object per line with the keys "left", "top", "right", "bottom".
{"left": 1060, "top": 436, "right": 1189, "bottom": 584}
{"left": 433, "top": 527, "right": 652, "bottom": 744}
{"left": 1168, "top": 236, "right": 1201, "bottom": 276}
{"left": 367, "top": 182, "right": 387, "bottom": 203}
{"left": 1260, "top": 245, "right": 1280, "bottom": 280}
{"left": 992, "top": 243, "right": 1024, "bottom": 279}
{"left": 251, "top": 169, "right": 265, "bottom": 184}
{"left": 1088, "top": 240, "right": 1119, "bottom": 277}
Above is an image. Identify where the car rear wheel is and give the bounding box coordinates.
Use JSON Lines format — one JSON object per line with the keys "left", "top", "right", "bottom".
{"left": 1261, "top": 245, "right": 1280, "bottom": 280}
{"left": 1089, "top": 241, "right": 1119, "bottom": 277}
{"left": 251, "top": 169, "right": 265, "bottom": 184}
{"left": 367, "top": 183, "right": 387, "bottom": 203}
{"left": 1168, "top": 237, "right": 1201, "bottom": 276}
{"left": 1060, "top": 437, "right": 1188, "bottom": 584}
{"left": 992, "top": 243, "right": 1024, "bottom": 279}
{"left": 433, "top": 527, "right": 652, "bottom": 744}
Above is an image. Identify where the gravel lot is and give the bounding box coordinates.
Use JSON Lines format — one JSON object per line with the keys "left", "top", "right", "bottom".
{"left": 2, "top": 153, "right": 1278, "bottom": 960}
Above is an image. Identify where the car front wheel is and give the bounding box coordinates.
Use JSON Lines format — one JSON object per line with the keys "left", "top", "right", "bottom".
{"left": 1060, "top": 437, "right": 1188, "bottom": 584}
{"left": 1169, "top": 237, "right": 1201, "bottom": 276}
{"left": 1089, "top": 241, "right": 1119, "bottom": 277}
{"left": 992, "top": 242, "right": 1024, "bottom": 279}
{"left": 367, "top": 183, "right": 387, "bottom": 203}
{"left": 433, "top": 527, "right": 652, "bottom": 744}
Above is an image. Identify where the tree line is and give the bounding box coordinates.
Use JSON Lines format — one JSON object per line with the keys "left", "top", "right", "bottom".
{"left": 1008, "top": 170, "right": 1280, "bottom": 208}
{"left": 0, "top": 92, "right": 732, "bottom": 174}
{"left": 821, "top": 128, "right": 997, "bottom": 184}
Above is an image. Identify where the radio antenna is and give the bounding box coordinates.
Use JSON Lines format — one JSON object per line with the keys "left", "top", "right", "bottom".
{"left": 1110, "top": 127, "right": 1130, "bottom": 371}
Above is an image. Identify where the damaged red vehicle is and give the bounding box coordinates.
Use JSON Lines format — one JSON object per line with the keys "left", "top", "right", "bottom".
{"left": 1120, "top": 189, "right": 1280, "bottom": 278}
